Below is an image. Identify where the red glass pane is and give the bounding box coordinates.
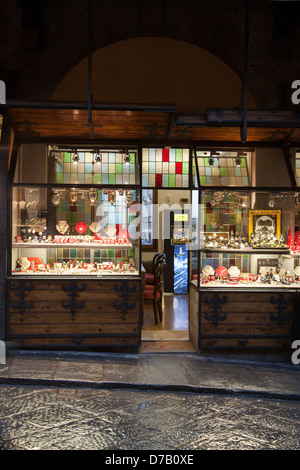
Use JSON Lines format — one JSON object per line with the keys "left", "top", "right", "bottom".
{"left": 176, "top": 162, "right": 182, "bottom": 174}
{"left": 162, "top": 148, "right": 169, "bottom": 162}
{"left": 155, "top": 174, "right": 162, "bottom": 187}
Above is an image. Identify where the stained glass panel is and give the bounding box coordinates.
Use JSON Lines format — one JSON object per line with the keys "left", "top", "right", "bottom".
{"left": 142, "top": 148, "right": 190, "bottom": 188}
{"left": 194, "top": 150, "right": 251, "bottom": 187}
{"left": 50, "top": 149, "right": 138, "bottom": 185}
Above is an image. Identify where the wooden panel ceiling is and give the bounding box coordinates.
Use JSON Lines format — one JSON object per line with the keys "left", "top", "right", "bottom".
{"left": 6, "top": 106, "right": 300, "bottom": 144}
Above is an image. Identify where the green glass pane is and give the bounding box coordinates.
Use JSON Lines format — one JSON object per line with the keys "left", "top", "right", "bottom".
{"left": 169, "top": 174, "right": 176, "bottom": 187}
{"left": 200, "top": 175, "right": 206, "bottom": 185}
{"left": 64, "top": 152, "right": 71, "bottom": 162}
{"left": 240, "top": 158, "right": 246, "bottom": 167}
{"left": 109, "top": 174, "right": 116, "bottom": 184}
{"left": 56, "top": 173, "right": 63, "bottom": 183}
{"left": 116, "top": 163, "right": 123, "bottom": 174}
{"left": 129, "top": 153, "right": 135, "bottom": 163}
{"left": 220, "top": 167, "right": 228, "bottom": 176}
{"left": 175, "top": 149, "right": 183, "bottom": 162}
{"left": 175, "top": 148, "right": 183, "bottom": 158}
{"left": 93, "top": 174, "right": 101, "bottom": 184}
{"left": 182, "top": 162, "right": 189, "bottom": 174}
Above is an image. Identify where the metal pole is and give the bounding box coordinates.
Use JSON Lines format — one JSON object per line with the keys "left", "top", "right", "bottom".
{"left": 241, "top": 0, "right": 251, "bottom": 144}
{"left": 88, "top": 0, "right": 92, "bottom": 122}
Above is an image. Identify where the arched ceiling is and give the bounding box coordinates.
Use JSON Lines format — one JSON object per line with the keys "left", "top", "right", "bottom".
{"left": 51, "top": 37, "right": 257, "bottom": 114}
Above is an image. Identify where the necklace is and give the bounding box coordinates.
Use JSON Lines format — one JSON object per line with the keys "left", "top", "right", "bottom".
{"left": 56, "top": 221, "right": 69, "bottom": 234}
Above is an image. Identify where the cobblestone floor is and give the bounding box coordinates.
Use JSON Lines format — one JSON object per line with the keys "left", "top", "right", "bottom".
{"left": 0, "top": 385, "right": 299, "bottom": 450}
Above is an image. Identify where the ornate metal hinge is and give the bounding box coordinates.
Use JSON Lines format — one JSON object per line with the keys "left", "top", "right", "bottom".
{"left": 270, "top": 293, "right": 293, "bottom": 326}
{"left": 10, "top": 280, "right": 34, "bottom": 319}
{"left": 72, "top": 337, "right": 83, "bottom": 350}
{"left": 62, "top": 280, "right": 85, "bottom": 320}
{"left": 113, "top": 281, "right": 137, "bottom": 319}
{"left": 204, "top": 293, "right": 228, "bottom": 326}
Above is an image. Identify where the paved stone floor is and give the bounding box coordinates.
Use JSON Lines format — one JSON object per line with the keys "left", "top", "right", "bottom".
{"left": 0, "top": 384, "right": 299, "bottom": 450}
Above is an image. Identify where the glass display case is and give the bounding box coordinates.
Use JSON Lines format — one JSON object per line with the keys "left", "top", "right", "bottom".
{"left": 192, "top": 189, "right": 300, "bottom": 289}
{"left": 10, "top": 146, "right": 140, "bottom": 276}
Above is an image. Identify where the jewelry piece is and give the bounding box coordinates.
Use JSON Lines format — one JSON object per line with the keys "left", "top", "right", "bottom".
{"left": 104, "top": 225, "right": 117, "bottom": 237}
{"left": 215, "top": 266, "right": 228, "bottom": 278}
{"left": 228, "top": 266, "right": 240, "bottom": 278}
{"left": 56, "top": 220, "right": 69, "bottom": 234}
{"left": 108, "top": 191, "right": 116, "bottom": 205}
{"left": 89, "top": 221, "right": 101, "bottom": 233}
{"left": 52, "top": 192, "right": 60, "bottom": 206}
{"left": 70, "top": 188, "right": 78, "bottom": 205}
{"left": 88, "top": 188, "right": 98, "bottom": 206}
{"left": 75, "top": 222, "right": 88, "bottom": 234}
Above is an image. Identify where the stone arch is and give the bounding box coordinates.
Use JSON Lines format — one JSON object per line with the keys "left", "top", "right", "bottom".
{"left": 13, "top": 0, "right": 263, "bottom": 106}
{"left": 51, "top": 37, "right": 257, "bottom": 114}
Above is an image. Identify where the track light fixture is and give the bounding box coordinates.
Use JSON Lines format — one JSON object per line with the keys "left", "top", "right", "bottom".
{"left": 124, "top": 151, "right": 130, "bottom": 165}
{"left": 95, "top": 151, "right": 102, "bottom": 164}
{"left": 73, "top": 151, "right": 79, "bottom": 164}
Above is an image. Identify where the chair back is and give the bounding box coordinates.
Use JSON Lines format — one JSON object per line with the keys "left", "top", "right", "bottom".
{"left": 153, "top": 259, "right": 167, "bottom": 295}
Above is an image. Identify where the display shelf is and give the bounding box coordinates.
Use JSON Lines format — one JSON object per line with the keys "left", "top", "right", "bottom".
{"left": 191, "top": 280, "right": 298, "bottom": 291}
{"left": 201, "top": 248, "right": 290, "bottom": 255}
{"left": 12, "top": 242, "right": 133, "bottom": 249}
{"left": 11, "top": 270, "right": 139, "bottom": 276}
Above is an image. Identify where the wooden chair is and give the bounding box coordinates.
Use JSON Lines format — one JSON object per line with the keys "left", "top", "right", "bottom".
{"left": 143, "top": 259, "right": 167, "bottom": 324}
{"left": 144, "top": 253, "right": 166, "bottom": 286}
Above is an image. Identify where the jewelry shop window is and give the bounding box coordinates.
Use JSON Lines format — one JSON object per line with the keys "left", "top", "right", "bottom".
{"left": 11, "top": 145, "right": 140, "bottom": 276}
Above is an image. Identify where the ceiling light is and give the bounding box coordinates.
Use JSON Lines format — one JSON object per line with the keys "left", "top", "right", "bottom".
{"left": 208, "top": 158, "right": 214, "bottom": 166}
{"left": 235, "top": 157, "right": 241, "bottom": 167}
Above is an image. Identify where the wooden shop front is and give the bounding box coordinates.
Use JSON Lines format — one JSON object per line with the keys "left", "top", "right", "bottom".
{"left": 1, "top": 103, "right": 300, "bottom": 357}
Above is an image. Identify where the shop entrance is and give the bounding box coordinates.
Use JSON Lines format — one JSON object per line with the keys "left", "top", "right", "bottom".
{"left": 141, "top": 189, "right": 195, "bottom": 352}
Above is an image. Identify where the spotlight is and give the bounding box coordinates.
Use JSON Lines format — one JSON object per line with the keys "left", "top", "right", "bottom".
{"left": 124, "top": 152, "right": 130, "bottom": 165}
{"left": 73, "top": 151, "right": 79, "bottom": 164}
{"left": 95, "top": 151, "right": 102, "bottom": 164}
{"left": 208, "top": 158, "right": 214, "bottom": 166}
{"left": 235, "top": 157, "right": 241, "bottom": 167}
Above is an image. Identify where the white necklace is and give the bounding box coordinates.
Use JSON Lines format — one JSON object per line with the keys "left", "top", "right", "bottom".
{"left": 56, "top": 221, "right": 69, "bottom": 234}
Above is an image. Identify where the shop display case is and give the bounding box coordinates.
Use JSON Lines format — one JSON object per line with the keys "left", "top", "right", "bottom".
{"left": 189, "top": 147, "right": 300, "bottom": 354}
{"left": 11, "top": 186, "right": 140, "bottom": 277}
{"left": 8, "top": 145, "right": 142, "bottom": 350}
{"left": 194, "top": 190, "right": 299, "bottom": 290}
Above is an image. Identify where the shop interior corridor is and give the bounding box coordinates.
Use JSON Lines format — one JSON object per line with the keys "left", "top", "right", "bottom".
{"left": 141, "top": 293, "right": 196, "bottom": 352}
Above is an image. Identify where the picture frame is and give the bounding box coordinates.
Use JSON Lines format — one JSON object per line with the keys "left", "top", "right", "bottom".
{"left": 248, "top": 209, "right": 281, "bottom": 241}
